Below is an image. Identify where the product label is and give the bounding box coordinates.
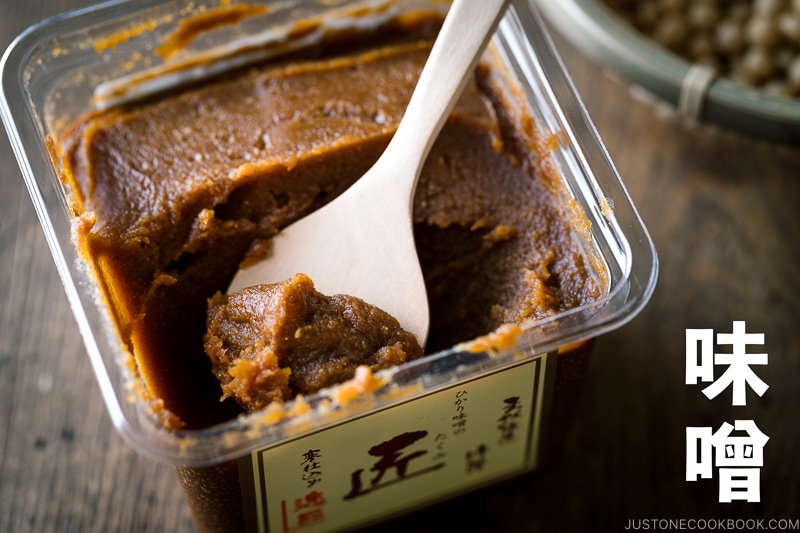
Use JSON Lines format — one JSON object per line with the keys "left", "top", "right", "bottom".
{"left": 240, "top": 353, "right": 553, "bottom": 533}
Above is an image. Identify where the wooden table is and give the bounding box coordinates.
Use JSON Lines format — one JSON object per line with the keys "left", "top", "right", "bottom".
{"left": 2, "top": 1, "right": 798, "bottom": 531}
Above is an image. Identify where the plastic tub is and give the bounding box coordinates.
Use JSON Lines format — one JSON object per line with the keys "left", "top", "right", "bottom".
{"left": 1, "top": 1, "right": 657, "bottom": 531}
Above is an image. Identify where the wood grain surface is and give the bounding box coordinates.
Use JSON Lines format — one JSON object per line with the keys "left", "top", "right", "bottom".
{"left": 2, "top": 1, "right": 798, "bottom": 532}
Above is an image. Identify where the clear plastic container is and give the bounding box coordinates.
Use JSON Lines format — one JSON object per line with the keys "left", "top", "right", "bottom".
{"left": 1, "top": 1, "right": 657, "bottom": 531}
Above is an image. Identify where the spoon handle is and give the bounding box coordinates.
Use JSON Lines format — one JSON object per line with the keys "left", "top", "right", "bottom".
{"left": 369, "top": 0, "right": 510, "bottom": 206}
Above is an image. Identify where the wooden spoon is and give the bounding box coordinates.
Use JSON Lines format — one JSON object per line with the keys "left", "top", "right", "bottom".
{"left": 228, "top": 0, "right": 510, "bottom": 345}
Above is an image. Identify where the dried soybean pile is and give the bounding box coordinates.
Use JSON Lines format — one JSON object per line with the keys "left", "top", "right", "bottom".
{"left": 603, "top": 0, "right": 800, "bottom": 97}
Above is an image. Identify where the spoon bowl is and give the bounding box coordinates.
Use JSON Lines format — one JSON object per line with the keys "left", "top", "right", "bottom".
{"left": 228, "top": 0, "right": 510, "bottom": 344}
